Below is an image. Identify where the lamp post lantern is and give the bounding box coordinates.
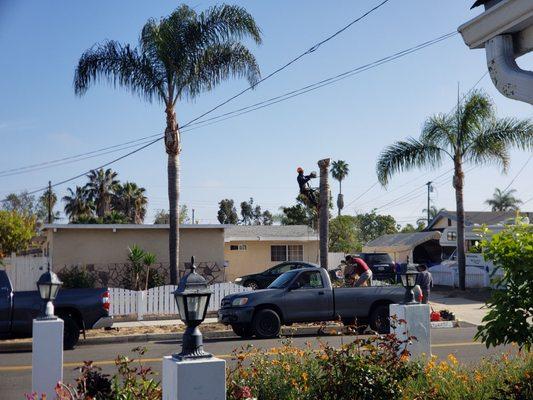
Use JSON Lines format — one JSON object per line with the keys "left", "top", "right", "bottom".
{"left": 400, "top": 266, "right": 419, "bottom": 304}
{"left": 172, "top": 256, "right": 212, "bottom": 360}
{"left": 36, "top": 267, "right": 63, "bottom": 319}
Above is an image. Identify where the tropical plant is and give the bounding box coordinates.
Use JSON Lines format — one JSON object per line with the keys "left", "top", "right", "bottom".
{"left": 153, "top": 205, "right": 189, "bottom": 224}
{"left": 85, "top": 168, "right": 119, "bottom": 218}
{"left": 485, "top": 188, "right": 522, "bottom": 211}
{"left": 1, "top": 191, "right": 37, "bottom": 215}
{"left": 37, "top": 187, "right": 60, "bottom": 223}
{"left": 331, "top": 160, "right": 349, "bottom": 216}
{"left": 74, "top": 4, "right": 262, "bottom": 284}
{"left": 376, "top": 90, "right": 532, "bottom": 289}
{"left": 417, "top": 206, "right": 446, "bottom": 226}
{"left": 0, "top": 210, "right": 36, "bottom": 258}
{"left": 57, "top": 266, "right": 96, "bottom": 289}
{"left": 63, "top": 186, "right": 93, "bottom": 222}
{"left": 114, "top": 182, "right": 148, "bottom": 223}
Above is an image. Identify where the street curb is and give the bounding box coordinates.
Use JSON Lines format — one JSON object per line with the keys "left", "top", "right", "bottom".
{"left": 0, "top": 322, "right": 466, "bottom": 352}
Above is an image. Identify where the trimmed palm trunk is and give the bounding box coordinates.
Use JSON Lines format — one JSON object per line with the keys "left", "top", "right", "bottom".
{"left": 318, "top": 158, "right": 330, "bottom": 269}
{"left": 165, "top": 106, "right": 180, "bottom": 284}
{"left": 453, "top": 157, "right": 466, "bottom": 290}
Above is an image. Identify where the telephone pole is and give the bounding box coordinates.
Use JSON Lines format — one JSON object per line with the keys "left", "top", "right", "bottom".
{"left": 192, "top": 209, "right": 195, "bottom": 224}
{"left": 47, "top": 181, "right": 52, "bottom": 224}
{"left": 426, "top": 181, "right": 433, "bottom": 225}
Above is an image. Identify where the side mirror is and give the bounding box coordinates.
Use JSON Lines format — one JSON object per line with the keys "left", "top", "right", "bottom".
{"left": 288, "top": 281, "right": 301, "bottom": 291}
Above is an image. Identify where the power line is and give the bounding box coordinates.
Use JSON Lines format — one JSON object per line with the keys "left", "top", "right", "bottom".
{"left": 502, "top": 154, "right": 532, "bottom": 193}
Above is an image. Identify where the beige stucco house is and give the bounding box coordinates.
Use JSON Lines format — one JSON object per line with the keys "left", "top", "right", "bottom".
{"left": 43, "top": 224, "right": 318, "bottom": 285}
{"left": 224, "top": 225, "right": 319, "bottom": 281}
{"left": 426, "top": 210, "right": 533, "bottom": 231}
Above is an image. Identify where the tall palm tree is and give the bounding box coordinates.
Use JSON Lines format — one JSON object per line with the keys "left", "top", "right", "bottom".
{"left": 485, "top": 188, "right": 522, "bottom": 211}
{"left": 63, "top": 186, "right": 93, "bottom": 222}
{"left": 417, "top": 206, "right": 446, "bottom": 226}
{"left": 331, "top": 160, "right": 349, "bottom": 216}
{"left": 376, "top": 91, "right": 532, "bottom": 290}
{"left": 114, "top": 182, "right": 148, "bottom": 223}
{"left": 85, "top": 168, "right": 119, "bottom": 218}
{"left": 74, "top": 5, "right": 261, "bottom": 284}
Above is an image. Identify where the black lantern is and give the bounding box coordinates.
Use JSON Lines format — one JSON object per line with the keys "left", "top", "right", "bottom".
{"left": 172, "top": 256, "right": 212, "bottom": 360}
{"left": 36, "top": 267, "right": 63, "bottom": 319}
{"left": 400, "top": 265, "right": 419, "bottom": 304}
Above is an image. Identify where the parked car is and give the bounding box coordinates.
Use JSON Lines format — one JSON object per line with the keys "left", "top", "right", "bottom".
{"left": 0, "top": 270, "right": 112, "bottom": 349}
{"left": 234, "top": 262, "right": 341, "bottom": 290}
{"left": 354, "top": 253, "right": 397, "bottom": 281}
{"left": 219, "top": 267, "right": 407, "bottom": 338}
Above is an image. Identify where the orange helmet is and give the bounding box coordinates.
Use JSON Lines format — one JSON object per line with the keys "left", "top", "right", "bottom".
{"left": 297, "top": 167, "right": 304, "bottom": 173}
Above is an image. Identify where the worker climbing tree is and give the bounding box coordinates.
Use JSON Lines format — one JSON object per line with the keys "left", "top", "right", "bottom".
{"left": 296, "top": 167, "right": 319, "bottom": 209}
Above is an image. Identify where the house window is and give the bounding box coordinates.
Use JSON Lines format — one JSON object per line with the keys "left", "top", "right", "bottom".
{"left": 230, "top": 244, "right": 247, "bottom": 251}
{"left": 270, "top": 245, "right": 304, "bottom": 262}
{"left": 447, "top": 231, "right": 457, "bottom": 241}
{"left": 271, "top": 245, "right": 287, "bottom": 261}
{"left": 288, "top": 245, "right": 303, "bottom": 261}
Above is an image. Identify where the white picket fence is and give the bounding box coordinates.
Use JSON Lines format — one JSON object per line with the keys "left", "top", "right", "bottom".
{"left": 430, "top": 264, "right": 504, "bottom": 288}
{"left": 108, "top": 282, "right": 250, "bottom": 320}
{"left": 1, "top": 255, "right": 48, "bottom": 291}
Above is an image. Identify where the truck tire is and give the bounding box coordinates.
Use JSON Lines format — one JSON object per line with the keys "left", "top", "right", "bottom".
{"left": 252, "top": 309, "right": 281, "bottom": 339}
{"left": 369, "top": 304, "right": 390, "bottom": 334}
{"left": 62, "top": 315, "right": 80, "bottom": 350}
{"left": 243, "top": 280, "right": 259, "bottom": 290}
{"left": 231, "top": 324, "right": 254, "bottom": 338}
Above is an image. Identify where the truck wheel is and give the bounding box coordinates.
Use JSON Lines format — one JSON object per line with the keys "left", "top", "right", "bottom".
{"left": 244, "top": 281, "right": 259, "bottom": 290}
{"left": 369, "top": 304, "right": 390, "bottom": 334}
{"left": 252, "top": 309, "right": 281, "bottom": 339}
{"left": 62, "top": 315, "right": 80, "bottom": 350}
{"left": 231, "top": 324, "right": 254, "bottom": 338}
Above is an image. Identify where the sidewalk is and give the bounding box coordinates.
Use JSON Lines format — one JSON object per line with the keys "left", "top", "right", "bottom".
{"left": 111, "top": 317, "right": 218, "bottom": 329}
{"left": 430, "top": 293, "right": 487, "bottom": 326}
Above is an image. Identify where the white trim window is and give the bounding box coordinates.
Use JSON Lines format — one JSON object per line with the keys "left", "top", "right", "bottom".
{"left": 270, "top": 244, "right": 304, "bottom": 262}
{"left": 230, "top": 244, "right": 247, "bottom": 251}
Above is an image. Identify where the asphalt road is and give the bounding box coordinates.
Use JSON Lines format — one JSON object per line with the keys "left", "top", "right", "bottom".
{"left": 0, "top": 327, "right": 511, "bottom": 400}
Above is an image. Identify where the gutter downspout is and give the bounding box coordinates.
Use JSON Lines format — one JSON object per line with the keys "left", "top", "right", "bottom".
{"left": 485, "top": 34, "right": 533, "bottom": 105}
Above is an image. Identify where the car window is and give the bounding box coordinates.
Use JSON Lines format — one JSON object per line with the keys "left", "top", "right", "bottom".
{"left": 367, "top": 254, "right": 393, "bottom": 264}
{"left": 268, "top": 270, "right": 298, "bottom": 288}
{"left": 0, "top": 271, "right": 10, "bottom": 290}
{"left": 270, "top": 264, "right": 293, "bottom": 275}
{"left": 294, "top": 271, "right": 324, "bottom": 289}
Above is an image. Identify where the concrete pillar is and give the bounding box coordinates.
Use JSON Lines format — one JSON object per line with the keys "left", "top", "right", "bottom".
{"left": 32, "top": 318, "right": 64, "bottom": 398}
{"left": 162, "top": 356, "right": 226, "bottom": 400}
{"left": 137, "top": 290, "right": 146, "bottom": 321}
{"left": 390, "top": 303, "right": 431, "bottom": 360}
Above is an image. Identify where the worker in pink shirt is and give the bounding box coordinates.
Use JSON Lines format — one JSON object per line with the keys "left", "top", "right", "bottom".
{"left": 345, "top": 255, "right": 373, "bottom": 287}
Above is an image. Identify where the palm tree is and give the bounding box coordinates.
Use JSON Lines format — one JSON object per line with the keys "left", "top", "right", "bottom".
{"left": 331, "top": 160, "right": 349, "bottom": 216}
{"left": 417, "top": 206, "right": 446, "bottom": 226}
{"left": 376, "top": 90, "right": 532, "bottom": 290}
{"left": 63, "top": 186, "right": 93, "bottom": 222}
{"left": 85, "top": 168, "right": 119, "bottom": 218}
{"left": 74, "top": 5, "right": 261, "bottom": 284}
{"left": 485, "top": 188, "right": 522, "bottom": 211}
{"left": 114, "top": 182, "right": 148, "bottom": 223}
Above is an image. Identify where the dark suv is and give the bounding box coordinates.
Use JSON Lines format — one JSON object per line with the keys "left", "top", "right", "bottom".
{"left": 355, "top": 253, "right": 396, "bottom": 282}
{"left": 234, "top": 262, "right": 341, "bottom": 290}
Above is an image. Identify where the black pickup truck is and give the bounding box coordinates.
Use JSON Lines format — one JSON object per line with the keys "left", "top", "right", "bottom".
{"left": 0, "top": 270, "right": 112, "bottom": 349}
{"left": 219, "top": 267, "right": 407, "bottom": 338}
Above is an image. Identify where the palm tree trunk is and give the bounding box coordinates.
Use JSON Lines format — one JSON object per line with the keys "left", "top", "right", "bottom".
{"left": 318, "top": 158, "right": 330, "bottom": 269}
{"left": 453, "top": 157, "right": 466, "bottom": 291}
{"left": 165, "top": 105, "right": 180, "bottom": 285}
{"left": 338, "top": 180, "right": 342, "bottom": 217}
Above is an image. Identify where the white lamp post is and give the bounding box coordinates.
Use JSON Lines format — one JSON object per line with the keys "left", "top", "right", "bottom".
{"left": 400, "top": 267, "right": 419, "bottom": 304}
{"left": 36, "top": 268, "right": 62, "bottom": 319}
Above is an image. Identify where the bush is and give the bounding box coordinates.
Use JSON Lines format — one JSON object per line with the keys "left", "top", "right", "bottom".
{"left": 57, "top": 266, "right": 96, "bottom": 288}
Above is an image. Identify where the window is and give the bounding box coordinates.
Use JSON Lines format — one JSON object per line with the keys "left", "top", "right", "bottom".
{"left": 288, "top": 245, "right": 303, "bottom": 261}
{"left": 295, "top": 270, "right": 324, "bottom": 289}
{"left": 269, "top": 263, "right": 293, "bottom": 275}
{"left": 271, "top": 245, "right": 287, "bottom": 261}
{"left": 230, "top": 244, "right": 247, "bottom": 251}
{"left": 270, "top": 245, "right": 304, "bottom": 262}
{"left": 447, "top": 231, "right": 457, "bottom": 241}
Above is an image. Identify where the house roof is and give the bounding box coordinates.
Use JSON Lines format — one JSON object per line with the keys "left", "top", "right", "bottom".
{"left": 363, "top": 231, "right": 442, "bottom": 252}
{"left": 43, "top": 223, "right": 226, "bottom": 230}
{"left": 224, "top": 225, "right": 318, "bottom": 242}
{"left": 426, "top": 211, "right": 533, "bottom": 230}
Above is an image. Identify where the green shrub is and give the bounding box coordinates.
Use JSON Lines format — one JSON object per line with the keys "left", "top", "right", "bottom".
{"left": 57, "top": 266, "right": 96, "bottom": 288}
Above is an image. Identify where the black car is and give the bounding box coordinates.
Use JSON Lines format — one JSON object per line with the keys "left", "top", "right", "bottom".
{"left": 234, "top": 262, "right": 341, "bottom": 290}
{"left": 355, "top": 253, "right": 397, "bottom": 281}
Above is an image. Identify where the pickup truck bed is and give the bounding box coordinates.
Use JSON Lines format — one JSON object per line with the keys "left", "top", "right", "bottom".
{"left": 218, "top": 267, "right": 407, "bottom": 338}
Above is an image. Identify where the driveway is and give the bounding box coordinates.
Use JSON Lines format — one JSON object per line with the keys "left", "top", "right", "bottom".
{"left": 430, "top": 292, "right": 488, "bottom": 326}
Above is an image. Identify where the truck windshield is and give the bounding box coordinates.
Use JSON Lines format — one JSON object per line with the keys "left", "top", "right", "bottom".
{"left": 268, "top": 270, "right": 299, "bottom": 289}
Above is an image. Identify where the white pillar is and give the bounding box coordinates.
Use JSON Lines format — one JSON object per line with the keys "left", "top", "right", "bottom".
{"left": 137, "top": 290, "right": 146, "bottom": 321}
{"left": 390, "top": 303, "right": 431, "bottom": 360}
{"left": 32, "top": 318, "right": 64, "bottom": 398}
{"left": 162, "top": 356, "right": 226, "bottom": 400}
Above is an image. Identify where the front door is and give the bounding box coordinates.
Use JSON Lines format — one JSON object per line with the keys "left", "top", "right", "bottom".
{"left": 282, "top": 270, "right": 333, "bottom": 322}
{"left": 0, "top": 272, "right": 13, "bottom": 334}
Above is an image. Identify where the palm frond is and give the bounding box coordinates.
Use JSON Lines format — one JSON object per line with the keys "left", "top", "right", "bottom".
{"left": 421, "top": 113, "right": 456, "bottom": 148}
{"left": 459, "top": 90, "right": 494, "bottom": 145}
{"left": 74, "top": 40, "right": 166, "bottom": 103}
{"left": 376, "top": 138, "right": 445, "bottom": 186}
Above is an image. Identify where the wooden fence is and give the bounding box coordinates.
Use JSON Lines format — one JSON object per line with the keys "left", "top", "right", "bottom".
{"left": 1, "top": 255, "right": 48, "bottom": 291}
{"left": 108, "top": 282, "right": 250, "bottom": 320}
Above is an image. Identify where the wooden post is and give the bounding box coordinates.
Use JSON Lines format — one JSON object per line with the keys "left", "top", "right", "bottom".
{"left": 318, "top": 158, "right": 330, "bottom": 269}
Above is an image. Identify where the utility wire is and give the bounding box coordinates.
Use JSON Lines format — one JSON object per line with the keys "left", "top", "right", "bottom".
{"left": 502, "top": 154, "right": 532, "bottom": 193}
{"left": 1, "top": 30, "right": 456, "bottom": 180}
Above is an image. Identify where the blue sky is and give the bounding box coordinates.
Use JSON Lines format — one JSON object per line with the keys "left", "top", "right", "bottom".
{"left": 1, "top": 0, "right": 532, "bottom": 225}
